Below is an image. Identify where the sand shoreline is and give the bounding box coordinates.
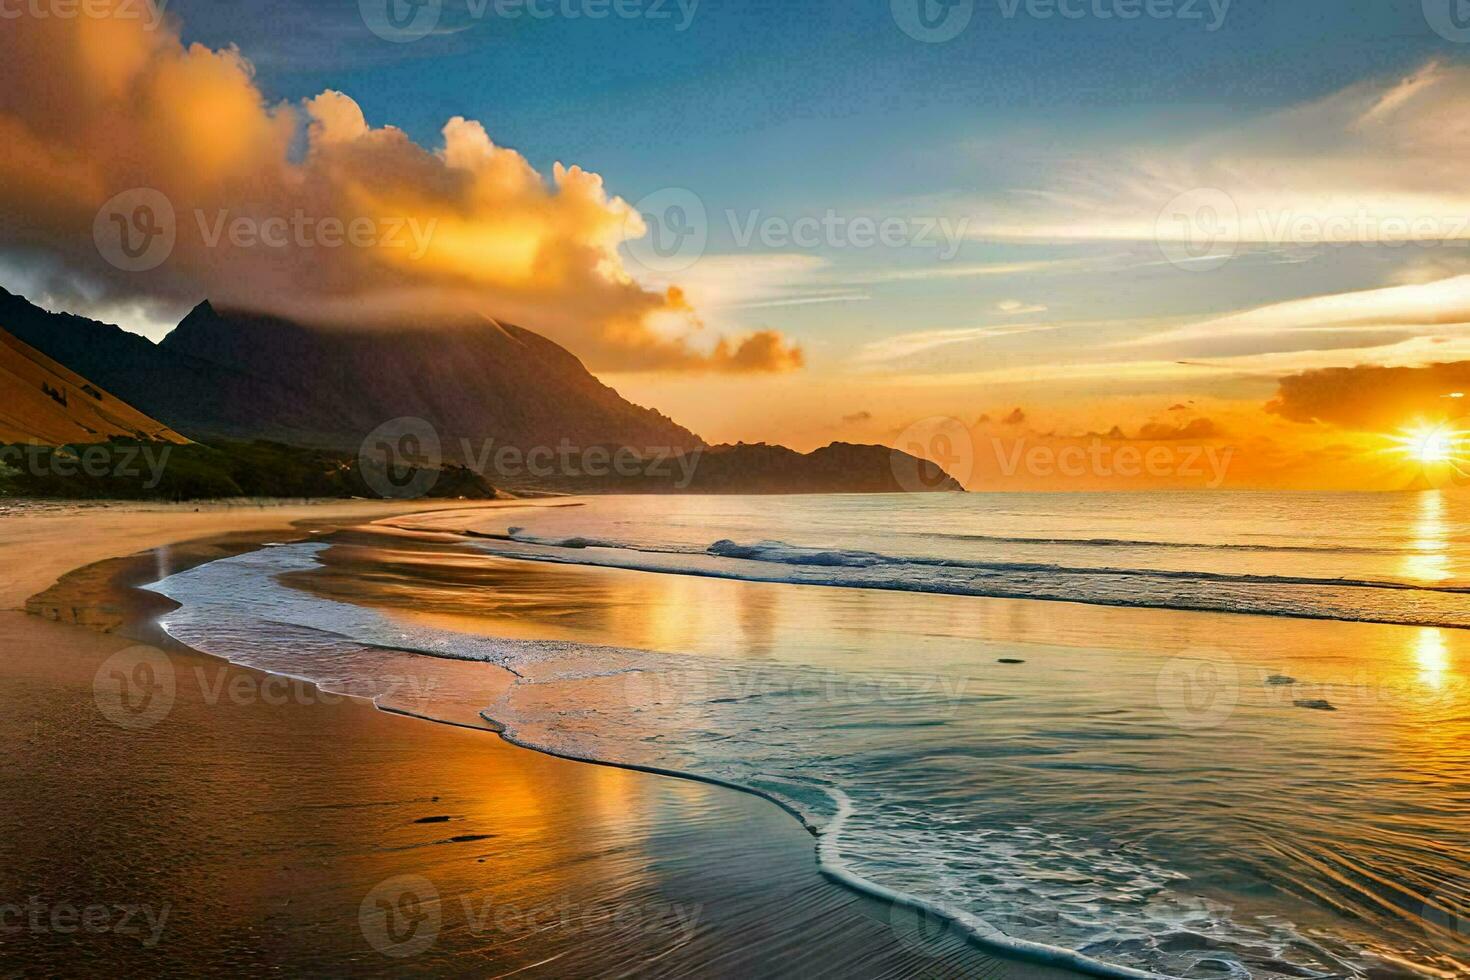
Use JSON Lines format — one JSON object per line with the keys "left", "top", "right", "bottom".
{"left": 0, "top": 499, "right": 1078, "bottom": 978}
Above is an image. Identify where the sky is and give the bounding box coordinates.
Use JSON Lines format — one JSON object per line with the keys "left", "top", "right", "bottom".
{"left": 4, "top": 0, "right": 1470, "bottom": 488}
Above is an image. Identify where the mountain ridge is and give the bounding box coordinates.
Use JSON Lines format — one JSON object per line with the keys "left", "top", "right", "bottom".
{"left": 1, "top": 289, "right": 703, "bottom": 455}
{"left": 1, "top": 288, "right": 966, "bottom": 494}
{"left": 0, "top": 323, "right": 187, "bottom": 446}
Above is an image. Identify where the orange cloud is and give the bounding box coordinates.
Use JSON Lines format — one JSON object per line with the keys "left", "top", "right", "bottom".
{"left": 1267, "top": 362, "right": 1470, "bottom": 431}
{"left": 1135, "top": 418, "right": 1220, "bottom": 441}
{"left": 0, "top": 4, "right": 800, "bottom": 374}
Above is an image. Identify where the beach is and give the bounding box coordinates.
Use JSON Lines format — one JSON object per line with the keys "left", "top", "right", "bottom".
{"left": 3, "top": 492, "right": 1467, "bottom": 977}
{"left": 124, "top": 491, "right": 1468, "bottom": 979}
{"left": 0, "top": 500, "right": 1069, "bottom": 978}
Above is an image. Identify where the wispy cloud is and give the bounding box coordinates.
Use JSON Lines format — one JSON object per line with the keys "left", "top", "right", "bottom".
{"left": 996, "top": 299, "right": 1048, "bottom": 315}
{"left": 639, "top": 253, "right": 844, "bottom": 311}
{"left": 719, "top": 291, "right": 869, "bottom": 310}
{"left": 854, "top": 323, "right": 1060, "bottom": 365}
{"left": 1127, "top": 274, "right": 1470, "bottom": 352}
{"left": 845, "top": 253, "right": 1130, "bottom": 284}
{"left": 963, "top": 62, "right": 1470, "bottom": 248}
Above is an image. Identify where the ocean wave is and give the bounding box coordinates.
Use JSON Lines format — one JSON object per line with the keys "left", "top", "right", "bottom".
{"left": 492, "top": 526, "right": 1468, "bottom": 597}
{"left": 446, "top": 533, "right": 1470, "bottom": 630}
{"left": 703, "top": 539, "right": 1470, "bottom": 594}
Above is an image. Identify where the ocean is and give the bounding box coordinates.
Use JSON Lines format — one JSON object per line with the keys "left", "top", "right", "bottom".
{"left": 144, "top": 491, "right": 1470, "bottom": 978}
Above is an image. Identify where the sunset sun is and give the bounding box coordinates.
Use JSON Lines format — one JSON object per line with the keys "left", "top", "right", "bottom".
{"left": 1395, "top": 424, "right": 1464, "bottom": 465}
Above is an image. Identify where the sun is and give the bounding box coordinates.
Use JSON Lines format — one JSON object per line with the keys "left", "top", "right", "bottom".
{"left": 1392, "top": 424, "right": 1464, "bottom": 465}
{"left": 1409, "top": 426, "right": 1453, "bottom": 463}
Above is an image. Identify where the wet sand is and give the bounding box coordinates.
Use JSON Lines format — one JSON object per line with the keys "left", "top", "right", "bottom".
{"left": 0, "top": 501, "right": 1074, "bottom": 978}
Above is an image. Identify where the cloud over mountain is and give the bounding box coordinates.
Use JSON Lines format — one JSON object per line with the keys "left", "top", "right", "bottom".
{"left": 0, "top": 3, "right": 799, "bottom": 373}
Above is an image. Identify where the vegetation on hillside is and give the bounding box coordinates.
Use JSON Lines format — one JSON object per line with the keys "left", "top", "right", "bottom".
{"left": 0, "top": 439, "right": 498, "bottom": 501}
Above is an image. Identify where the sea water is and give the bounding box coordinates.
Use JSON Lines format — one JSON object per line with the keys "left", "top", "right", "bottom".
{"left": 146, "top": 491, "right": 1470, "bottom": 978}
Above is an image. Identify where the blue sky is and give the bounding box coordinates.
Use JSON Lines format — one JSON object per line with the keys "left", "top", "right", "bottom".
{"left": 170, "top": 1, "right": 1449, "bottom": 182}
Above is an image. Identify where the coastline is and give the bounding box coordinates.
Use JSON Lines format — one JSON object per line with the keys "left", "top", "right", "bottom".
{"left": 200, "top": 499, "right": 1470, "bottom": 979}
{"left": 0, "top": 499, "right": 1079, "bottom": 978}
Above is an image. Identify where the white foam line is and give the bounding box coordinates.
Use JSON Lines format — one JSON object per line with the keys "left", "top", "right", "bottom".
{"left": 142, "top": 540, "right": 1173, "bottom": 979}
{"left": 486, "top": 713, "right": 1172, "bottom": 980}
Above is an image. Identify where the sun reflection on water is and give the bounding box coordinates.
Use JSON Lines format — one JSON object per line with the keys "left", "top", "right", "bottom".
{"left": 1401, "top": 491, "right": 1451, "bottom": 583}
{"left": 1414, "top": 628, "right": 1451, "bottom": 691}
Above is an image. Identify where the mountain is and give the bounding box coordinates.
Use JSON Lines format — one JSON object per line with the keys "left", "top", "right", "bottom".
{"left": 497, "top": 441, "right": 967, "bottom": 493}
{"left": 2, "top": 288, "right": 965, "bottom": 494}
{"left": 0, "top": 324, "right": 186, "bottom": 446}
{"left": 0, "top": 289, "right": 701, "bottom": 456}
{"left": 687, "top": 442, "right": 967, "bottom": 493}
